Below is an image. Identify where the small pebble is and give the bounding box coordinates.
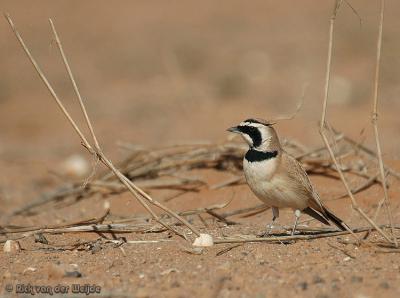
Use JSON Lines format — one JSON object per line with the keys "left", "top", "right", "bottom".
{"left": 171, "top": 281, "right": 180, "bottom": 288}
{"left": 2, "top": 271, "right": 12, "bottom": 279}
{"left": 34, "top": 233, "right": 48, "bottom": 245}
{"left": 160, "top": 268, "right": 179, "bottom": 275}
{"left": 299, "top": 281, "right": 308, "bottom": 290}
{"left": 23, "top": 267, "right": 37, "bottom": 275}
{"left": 313, "top": 275, "right": 325, "bottom": 284}
{"left": 3, "top": 240, "right": 21, "bottom": 253}
{"left": 380, "top": 282, "right": 390, "bottom": 289}
{"left": 259, "top": 260, "right": 267, "bottom": 265}
{"left": 91, "top": 242, "right": 102, "bottom": 254}
{"left": 351, "top": 276, "right": 363, "bottom": 283}
{"left": 331, "top": 282, "right": 340, "bottom": 291}
{"left": 48, "top": 264, "right": 65, "bottom": 279}
{"left": 64, "top": 270, "right": 82, "bottom": 278}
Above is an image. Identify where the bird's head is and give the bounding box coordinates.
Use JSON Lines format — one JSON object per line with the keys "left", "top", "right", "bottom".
{"left": 227, "top": 118, "right": 280, "bottom": 150}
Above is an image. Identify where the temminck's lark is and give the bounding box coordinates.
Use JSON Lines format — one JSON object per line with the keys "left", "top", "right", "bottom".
{"left": 228, "top": 118, "right": 348, "bottom": 235}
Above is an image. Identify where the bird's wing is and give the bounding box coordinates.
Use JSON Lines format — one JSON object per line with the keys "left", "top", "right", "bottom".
{"left": 280, "top": 152, "right": 326, "bottom": 215}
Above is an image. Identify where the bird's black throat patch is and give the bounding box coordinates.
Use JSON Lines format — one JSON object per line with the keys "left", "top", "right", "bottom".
{"left": 245, "top": 149, "right": 278, "bottom": 162}
{"left": 237, "top": 125, "right": 262, "bottom": 147}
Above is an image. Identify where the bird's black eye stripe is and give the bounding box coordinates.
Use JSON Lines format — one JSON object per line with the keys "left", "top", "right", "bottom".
{"left": 237, "top": 125, "right": 262, "bottom": 147}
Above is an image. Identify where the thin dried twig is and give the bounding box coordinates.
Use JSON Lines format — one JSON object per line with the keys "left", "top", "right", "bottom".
{"left": 219, "top": 204, "right": 269, "bottom": 219}
{"left": 216, "top": 244, "right": 243, "bottom": 256}
{"left": 213, "top": 224, "right": 400, "bottom": 244}
{"left": 10, "top": 185, "right": 79, "bottom": 216}
{"left": 49, "top": 19, "right": 100, "bottom": 151}
{"left": 341, "top": 134, "right": 400, "bottom": 180}
{"left": 367, "top": 0, "right": 397, "bottom": 247}
{"left": 206, "top": 209, "right": 237, "bottom": 225}
{"left": 1, "top": 208, "right": 111, "bottom": 235}
{"left": 271, "top": 83, "right": 308, "bottom": 122}
{"left": 295, "top": 133, "right": 344, "bottom": 160}
{"left": 375, "top": 248, "right": 400, "bottom": 253}
{"left": 328, "top": 242, "right": 356, "bottom": 258}
{"left": 210, "top": 176, "right": 244, "bottom": 190}
{"left": 318, "top": 1, "right": 394, "bottom": 244}
{"left": 105, "top": 239, "right": 173, "bottom": 245}
{"left": 328, "top": 172, "right": 380, "bottom": 201}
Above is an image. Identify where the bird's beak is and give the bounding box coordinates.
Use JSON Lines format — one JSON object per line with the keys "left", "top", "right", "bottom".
{"left": 227, "top": 126, "right": 240, "bottom": 133}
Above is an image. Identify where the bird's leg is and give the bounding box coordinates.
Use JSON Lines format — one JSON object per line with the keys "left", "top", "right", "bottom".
{"left": 262, "top": 207, "right": 279, "bottom": 237}
{"left": 291, "top": 209, "right": 301, "bottom": 236}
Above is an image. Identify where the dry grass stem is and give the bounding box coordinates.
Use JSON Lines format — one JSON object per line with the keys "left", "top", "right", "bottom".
{"left": 49, "top": 19, "right": 100, "bottom": 150}
{"left": 213, "top": 225, "right": 399, "bottom": 245}
{"left": 340, "top": 134, "right": 400, "bottom": 180}
{"left": 216, "top": 244, "right": 243, "bottom": 256}
{"left": 271, "top": 83, "right": 308, "bottom": 122}
{"left": 368, "top": 0, "right": 397, "bottom": 246}
{"left": 318, "top": 1, "right": 394, "bottom": 244}
{"left": 328, "top": 242, "right": 356, "bottom": 259}
{"left": 329, "top": 173, "right": 380, "bottom": 201}
{"left": 4, "top": 15, "right": 91, "bottom": 150}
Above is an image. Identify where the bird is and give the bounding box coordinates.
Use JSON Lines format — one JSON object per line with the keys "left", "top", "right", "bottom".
{"left": 227, "top": 118, "right": 349, "bottom": 235}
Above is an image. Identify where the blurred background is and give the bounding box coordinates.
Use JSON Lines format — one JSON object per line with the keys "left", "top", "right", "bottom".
{"left": 2, "top": 3, "right": 400, "bottom": 295}
{"left": 1, "top": 0, "right": 400, "bottom": 164}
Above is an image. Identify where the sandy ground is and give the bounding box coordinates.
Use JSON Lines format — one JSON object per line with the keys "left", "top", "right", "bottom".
{"left": 1, "top": 1, "right": 400, "bottom": 297}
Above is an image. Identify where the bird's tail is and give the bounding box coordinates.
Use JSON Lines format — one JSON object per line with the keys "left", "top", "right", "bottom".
{"left": 303, "top": 206, "right": 349, "bottom": 231}
{"left": 322, "top": 206, "right": 349, "bottom": 231}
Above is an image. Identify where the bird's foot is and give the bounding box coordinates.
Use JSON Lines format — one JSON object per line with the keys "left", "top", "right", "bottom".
{"left": 259, "top": 229, "right": 272, "bottom": 238}
{"left": 290, "top": 229, "right": 299, "bottom": 236}
{"left": 258, "top": 224, "right": 282, "bottom": 238}
{"left": 289, "top": 209, "right": 302, "bottom": 236}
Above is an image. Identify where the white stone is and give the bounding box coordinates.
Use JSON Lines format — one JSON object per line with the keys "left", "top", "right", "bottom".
{"left": 3, "top": 240, "right": 21, "bottom": 253}
{"left": 192, "top": 233, "right": 214, "bottom": 247}
{"left": 23, "top": 267, "right": 37, "bottom": 274}
{"left": 103, "top": 200, "right": 111, "bottom": 210}
{"left": 60, "top": 154, "right": 90, "bottom": 178}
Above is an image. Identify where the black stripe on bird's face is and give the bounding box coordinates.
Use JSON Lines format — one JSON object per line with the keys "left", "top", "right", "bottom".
{"left": 237, "top": 125, "right": 262, "bottom": 147}
{"left": 245, "top": 149, "right": 278, "bottom": 162}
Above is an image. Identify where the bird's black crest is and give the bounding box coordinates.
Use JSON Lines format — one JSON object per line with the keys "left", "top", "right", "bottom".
{"left": 245, "top": 149, "right": 278, "bottom": 162}
{"left": 244, "top": 118, "right": 272, "bottom": 126}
